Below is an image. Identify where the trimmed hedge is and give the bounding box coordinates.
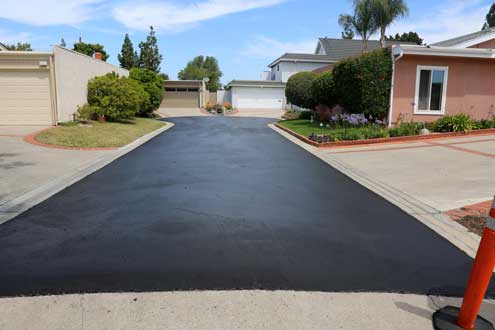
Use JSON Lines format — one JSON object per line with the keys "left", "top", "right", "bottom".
{"left": 285, "top": 71, "right": 318, "bottom": 110}
{"left": 331, "top": 49, "right": 392, "bottom": 118}
{"left": 129, "top": 68, "right": 164, "bottom": 116}
{"left": 311, "top": 71, "right": 335, "bottom": 107}
{"left": 87, "top": 72, "right": 148, "bottom": 120}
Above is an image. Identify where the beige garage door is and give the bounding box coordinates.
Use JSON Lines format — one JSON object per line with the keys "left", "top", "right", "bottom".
{"left": 161, "top": 90, "right": 199, "bottom": 108}
{"left": 0, "top": 70, "right": 53, "bottom": 125}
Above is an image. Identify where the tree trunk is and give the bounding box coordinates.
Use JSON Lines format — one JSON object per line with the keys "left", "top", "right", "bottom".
{"left": 380, "top": 26, "right": 386, "bottom": 48}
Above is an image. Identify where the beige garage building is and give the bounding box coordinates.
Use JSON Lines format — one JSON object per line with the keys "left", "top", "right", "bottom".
{"left": 161, "top": 80, "right": 207, "bottom": 108}
{"left": 0, "top": 46, "right": 128, "bottom": 126}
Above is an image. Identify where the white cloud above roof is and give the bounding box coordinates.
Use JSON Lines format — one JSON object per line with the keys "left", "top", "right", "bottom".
{"left": 0, "top": 0, "right": 103, "bottom": 26}
{"left": 112, "top": 0, "right": 287, "bottom": 32}
{"left": 241, "top": 36, "right": 316, "bottom": 59}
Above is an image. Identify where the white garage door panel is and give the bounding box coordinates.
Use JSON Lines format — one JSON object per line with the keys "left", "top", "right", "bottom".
{"left": 0, "top": 70, "right": 53, "bottom": 125}
{"left": 236, "top": 87, "right": 284, "bottom": 109}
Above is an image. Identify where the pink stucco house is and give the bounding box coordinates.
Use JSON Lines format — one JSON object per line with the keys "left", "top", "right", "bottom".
{"left": 388, "top": 28, "right": 495, "bottom": 126}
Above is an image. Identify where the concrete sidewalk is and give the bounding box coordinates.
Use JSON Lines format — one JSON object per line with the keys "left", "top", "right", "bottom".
{"left": 1, "top": 291, "right": 494, "bottom": 330}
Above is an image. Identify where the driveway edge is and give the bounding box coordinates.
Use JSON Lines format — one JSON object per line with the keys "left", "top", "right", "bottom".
{"left": 269, "top": 123, "right": 482, "bottom": 259}
{"left": 0, "top": 123, "right": 174, "bottom": 225}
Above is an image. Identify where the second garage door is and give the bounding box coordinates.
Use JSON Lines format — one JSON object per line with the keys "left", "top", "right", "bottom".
{"left": 234, "top": 87, "right": 285, "bottom": 109}
{"left": 161, "top": 88, "right": 199, "bottom": 108}
{"left": 0, "top": 70, "right": 53, "bottom": 126}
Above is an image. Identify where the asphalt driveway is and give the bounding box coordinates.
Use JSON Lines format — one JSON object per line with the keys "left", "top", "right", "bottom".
{"left": 0, "top": 117, "right": 492, "bottom": 297}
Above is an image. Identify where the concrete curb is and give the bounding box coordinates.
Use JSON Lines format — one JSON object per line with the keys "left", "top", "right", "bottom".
{"left": 0, "top": 123, "right": 174, "bottom": 225}
{"left": 269, "top": 123, "right": 483, "bottom": 259}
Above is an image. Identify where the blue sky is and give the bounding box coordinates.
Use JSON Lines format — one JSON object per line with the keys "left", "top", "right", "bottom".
{"left": 0, "top": 0, "right": 492, "bottom": 85}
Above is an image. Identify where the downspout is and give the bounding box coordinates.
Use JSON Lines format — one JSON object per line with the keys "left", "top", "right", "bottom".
{"left": 48, "top": 54, "right": 59, "bottom": 125}
{"left": 388, "top": 46, "right": 403, "bottom": 128}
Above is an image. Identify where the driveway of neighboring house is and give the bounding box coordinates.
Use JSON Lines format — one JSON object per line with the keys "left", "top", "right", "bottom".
{"left": 0, "top": 117, "right": 493, "bottom": 298}
{"left": 315, "top": 134, "right": 495, "bottom": 212}
{"left": 156, "top": 107, "right": 207, "bottom": 117}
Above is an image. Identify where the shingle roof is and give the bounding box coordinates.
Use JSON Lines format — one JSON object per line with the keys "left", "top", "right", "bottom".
{"left": 318, "top": 38, "right": 382, "bottom": 59}
{"left": 225, "top": 80, "right": 286, "bottom": 89}
{"left": 431, "top": 28, "right": 495, "bottom": 47}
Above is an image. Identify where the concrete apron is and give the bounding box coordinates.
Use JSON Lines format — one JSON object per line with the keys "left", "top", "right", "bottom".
{"left": 269, "top": 124, "right": 487, "bottom": 261}
{"left": 1, "top": 291, "right": 493, "bottom": 330}
{"left": 0, "top": 123, "right": 174, "bottom": 225}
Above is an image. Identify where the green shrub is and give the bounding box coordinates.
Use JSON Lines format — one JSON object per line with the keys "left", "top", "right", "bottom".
{"left": 475, "top": 118, "right": 495, "bottom": 129}
{"left": 332, "top": 49, "right": 392, "bottom": 118}
{"left": 129, "top": 68, "right": 164, "bottom": 116}
{"left": 76, "top": 104, "right": 98, "bottom": 121}
{"left": 330, "top": 127, "right": 389, "bottom": 141}
{"left": 388, "top": 122, "right": 423, "bottom": 137}
{"left": 87, "top": 72, "right": 148, "bottom": 120}
{"left": 432, "top": 114, "right": 475, "bottom": 133}
{"left": 299, "top": 111, "right": 313, "bottom": 120}
{"left": 312, "top": 71, "right": 335, "bottom": 107}
{"left": 282, "top": 110, "right": 301, "bottom": 120}
{"left": 285, "top": 71, "right": 318, "bottom": 109}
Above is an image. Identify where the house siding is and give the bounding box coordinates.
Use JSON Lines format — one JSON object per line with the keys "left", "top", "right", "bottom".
{"left": 271, "top": 61, "right": 330, "bottom": 82}
{"left": 391, "top": 54, "right": 495, "bottom": 124}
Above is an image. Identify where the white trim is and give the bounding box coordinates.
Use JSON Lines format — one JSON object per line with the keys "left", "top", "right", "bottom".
{"left": 413, "top": 65, "right": 448, "bottom": 115}
{"left": 393, "top": 45, "right": 495, "bottom": 59}
{"left": 388, "top": 47, "right": 403, "bottom": 127}
{"left": 268, "top": 57, "right": 335, "bottom": 68}
{"left": 449, "top": 32, "right": 495, "bottom": 49}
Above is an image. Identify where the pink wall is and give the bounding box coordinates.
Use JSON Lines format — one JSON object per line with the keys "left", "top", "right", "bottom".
{"left": 391, "top": 55, "right": 495, "bottom": 124}
{"left": 469, "top": 39, "right": 495, "bottom": 49}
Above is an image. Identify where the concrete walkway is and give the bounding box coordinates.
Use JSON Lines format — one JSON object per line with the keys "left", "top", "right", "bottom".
{"left": 1, "top": 291, "right": 494, "bottom": 330}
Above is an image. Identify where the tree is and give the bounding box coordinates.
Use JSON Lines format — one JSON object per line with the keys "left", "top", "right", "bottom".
{"left": 138, "top": 26, "right": 162, "bottom": 73}
{"left": 285, "top": 71, "right": 318, "bottom": 110}
{"left": 339, "top": 0, "right": 378, "bottom": 52}
{"left": 73, "top": 38, "right": 109, "bottom": 61}
{"left": 129, "top": 68, "right": 164, "bottom": 115}
{"left": 60, "top": 38, "right": 66, "bottom": 47}
{"left": 4, "top": 42, "right": 32, "bottom": 51}
{"left": 372, "top": 0, "right": 409, "bottom": 48}
{"left": 386, "top": 31, "right": 423, "bottom": 45}
{"left": 118, "top": 33, "right": 139, "bottom": 69}
{"left": 178, "top": 55, "right": 223, "bottom": 91}
{"left": 341, "top": 20, "right": 355, "bottom": 39}
{"left": 482, "top": 3, "right": 495, "bottom": 30}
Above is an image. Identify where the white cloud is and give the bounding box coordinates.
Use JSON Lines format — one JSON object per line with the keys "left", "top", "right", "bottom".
{"left": 0, "top": 0, "right": 103, "bottom": 26}
{"left": 112, "top": 0, "right": 287, "bottom": 32}
{"left": 386, "top": 0, "right": 490, "bottom": 44}
{"left": 0, "top": 29, "right": 33, "bottom": 44}
{"left": 241, "top": 35, "right": 316, "bottom": 58}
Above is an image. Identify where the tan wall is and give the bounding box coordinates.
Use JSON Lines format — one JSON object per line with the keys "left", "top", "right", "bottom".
{"left": 53, "top": 46, "right": 128, "bottom": 122}
{"left": 391, "top": 55, "right": 495, "bottom": 124}
{"left": 469, "top": 39, "right": 495, "bottom": 49}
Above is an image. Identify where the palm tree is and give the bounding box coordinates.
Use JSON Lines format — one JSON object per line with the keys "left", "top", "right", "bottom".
{"left": 372, "top": 0, "right": 409, "bottom": 48}
{"left": 339, "top": 0, "right": 378, "bottom": 52}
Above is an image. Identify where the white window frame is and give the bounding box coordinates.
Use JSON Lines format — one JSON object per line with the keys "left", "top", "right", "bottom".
{"left": 414, "top": 65, "right": 448, "bottom": 115}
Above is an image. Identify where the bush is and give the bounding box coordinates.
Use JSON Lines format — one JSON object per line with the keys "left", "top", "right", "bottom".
{"left": 388, "top": 122, "right": 423, "bottom": 137}
{"left": 87, "top": 72, "right": 148, "bottom": 120}
{"left": 282, "top": 110, "right": 300, "bottom": 120}
{"left": 285, "top": 71, "right": 318, "bottom": 109}
{"left": 129, "top": 68, "right": 164, "bottom": 116}
{"left": 76, "top": 104, "right": 98, "bottom": 121}
{"left": 332, "top": 49, "right": 392, "bottom": 118}
{"left": 223, "top": 101, "right": 232, "bottom": 110}
{"left": 312, "top": 71, "right": 336, "bottom": 107}
{"left": 475, "top": 118, "right": 495, "bottom": 129}
{"left": 299, "top": 111, "right": 313, "bottom": 120}
{"left": 205, "top": 101, "right": 213, "bottom": 111}
{"left": 432, "top": 114, "right": 475, "bottom": 133}
{"left": 213, "top": 103, "right": 224, "bottom": 113}
{"left": 330, "top": 127, "right": 389, "bottom": 141}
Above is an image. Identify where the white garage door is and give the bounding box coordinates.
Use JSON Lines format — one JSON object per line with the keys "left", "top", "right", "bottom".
{"left": 0, "top": 70, "right": 53, "bottom": 125}
{"left": 236, "top": 87, "right": 284, "bottom": 109}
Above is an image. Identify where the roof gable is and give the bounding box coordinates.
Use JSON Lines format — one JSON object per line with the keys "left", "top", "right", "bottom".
{"left": 431, "top": 28, "right": 495, "bottom": 48}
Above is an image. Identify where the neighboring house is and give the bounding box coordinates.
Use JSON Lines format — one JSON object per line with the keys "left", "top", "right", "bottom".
{"left": 226, "top": 38, "right": 394, "bottom": 109}
{"left": 389, "top": 27, "right": 495, "bottom": 126}
{"left": 0, "top": 46, "right": 128, "bottom": 126}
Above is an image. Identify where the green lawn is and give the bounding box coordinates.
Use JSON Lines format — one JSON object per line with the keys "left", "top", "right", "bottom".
{"left": 36, "top": 117, "right": 166, "bottom": 148}
{"left": 278, "top": 119, "right": 334, "bottom": 136}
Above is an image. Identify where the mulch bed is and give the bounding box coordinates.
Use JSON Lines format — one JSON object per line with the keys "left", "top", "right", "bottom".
{"left": 444, "top": 200, "right": 492, "bottom": 236}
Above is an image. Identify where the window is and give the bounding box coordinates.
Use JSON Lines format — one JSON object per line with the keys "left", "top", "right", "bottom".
{"left": 187, "top": 88, "right": 199, "bottom": 92}
{"left": 277, "top": 65, "right": 279, "bottom": 71}
{"left": 414, "top": 66, "right": 448, "bottom": 114}
{"left": 165, "top": 88, "right": 177, "bottom": 92}
{"left": 176, "top": 88, "right": 187, "bottom": 92}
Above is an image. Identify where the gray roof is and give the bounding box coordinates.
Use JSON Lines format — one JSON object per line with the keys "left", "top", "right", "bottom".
{"left": 318, "top": 38, "right": 381, "bottom": 59}
{"left": 225, "top": 80, "right": 286, "bottom": 89}
{"left": 268, "top": 53, "right": 336, "bottom": 67}
{"left": 431, "top": 28, "right": 495, "bottom": 47}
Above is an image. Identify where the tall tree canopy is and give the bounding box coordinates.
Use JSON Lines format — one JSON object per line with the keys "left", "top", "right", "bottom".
{"left": 138, "top": 26, "right": 162, "bottom": 73}
{"left": 4, "top": 42, "right": 32, "bottom": 51}
{"left": 372, "top": 0, "right": 409, "bottom": 47}
{"left": 482, "top": 3, "right": 495, "bottom": 30}
{"left": 341, "top": 20, "right": 355, "bottom": 39}
{"left": 339, "top": 0, "right": 378, "bottom": 51}
{"left": 73, "top": 38, "right": 109, "bottom": 61}
{"left": 386, "top": 31, "right": 423, "bottom": 45}
{"left": 60, "top": 38, "right": 66, "bottom": 47}
{"left": 118, "top": 33, "right": 139, "bottom": 70}
{"left": 178, "top": 56, "right": 223, "bottom": 92}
